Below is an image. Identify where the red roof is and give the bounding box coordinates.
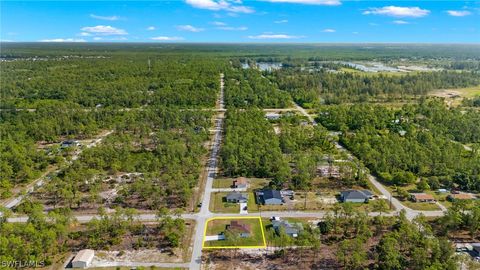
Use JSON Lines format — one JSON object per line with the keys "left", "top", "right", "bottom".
{"left": 228, "top": 221, "right": 251, "bottom": 233}
{"left": 412, "top": 193, "right": 435, "bottom": 200}
{"left": 234, "top": 177, "right": 248, "bottom": 185}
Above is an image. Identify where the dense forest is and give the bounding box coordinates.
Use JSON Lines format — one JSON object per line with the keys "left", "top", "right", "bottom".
{"left": 274, "top": 69, "right": 480, "bottom": 105}
{"left": 0, "top": 52, "right": 223, "bottom": 199}
{"left": 1, "top": 55, "right": 224, "bottom": 108}
{"left": 17, "top": 107, "right": 213, "bottom": 211}
{"left": 317, "top": 100, "right": 480, "bottom": 191}
{"left": 224, "top": 68, "right": 291, "bottom": 108}
{"left": 221, "top": 109, "right": 290, "bottom": 183}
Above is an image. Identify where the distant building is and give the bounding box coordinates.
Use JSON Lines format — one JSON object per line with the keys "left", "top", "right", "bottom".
{"left": 265, "top": 113, "right": 281, "bottom": 120}
{"left": 473, "top": 243, "right": 480, "bottom": 256}
{"left": 61, "top": 140, "right": 80, "bottom": 148}
{"left": 226, "top": 220, "right": 251, "bottom": 238}
{"left": 272, "top": 220, "right": 303, "bottom": 238}
{"left": 226, "top": 192, "right": 248, "bottom": 203}
{"left": 410, "top": 193, "right": 436, "bottom": 203}
{"left": 233, "top": 177, "right": 249, "bottom": 189}
{"left": 72, "top": 249, "right": 94, "bottom": 269}
{"left": 447, "top": 193, "right": 474, "bottom": 201}
{"left": 340, "top": 190, "right": 373, "bottom": 203}
{"left": 256, "top": 189, "right": 283, "bottom": 205}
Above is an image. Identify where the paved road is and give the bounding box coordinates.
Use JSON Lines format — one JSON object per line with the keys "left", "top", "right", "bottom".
{"left": 189, "top": 73, "right": 225, "bottom": 270}
{"left": 292, "top": 101, "right": 446, "bottom": 221}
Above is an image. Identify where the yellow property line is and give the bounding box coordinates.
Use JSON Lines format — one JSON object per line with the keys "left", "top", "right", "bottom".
{"left": 202, "top": 216, "right": 267, "bottom": 249}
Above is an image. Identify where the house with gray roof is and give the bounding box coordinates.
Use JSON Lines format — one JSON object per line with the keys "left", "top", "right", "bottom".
{"left": 272, "top": 220, "right": 303, "bottom": 238}
{"left": 226, "top": 192, "right": 248, "bottom": 203}
{"left": 340, "top": 190, "right": 373, "bottom": 203}
{"left": 256, "top": 189, "right": 283, "bottom": 205}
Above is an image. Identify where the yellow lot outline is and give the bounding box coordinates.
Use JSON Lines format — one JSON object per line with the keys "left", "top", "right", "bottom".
{"left": 202, "top": 216, "right": 267, "bottom": 249}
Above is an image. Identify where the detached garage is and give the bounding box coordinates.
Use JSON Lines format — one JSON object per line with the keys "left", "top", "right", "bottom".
{"left": 72, "top": 249, "right": 94, "bottom": 268}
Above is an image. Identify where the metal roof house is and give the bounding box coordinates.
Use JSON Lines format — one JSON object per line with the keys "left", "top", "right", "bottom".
{"left": 410, "top": 193, "right": 436, "bottom": 203}
{"left": 340, "top": 190, "right": 373, "bottom": 203}
{"left": 61, "top": 140, "right": 80, "bottom": 148}
{"left": 72, "top": 249, "right": 94, "bottom": 269}
{"left": 257, "top": 189, "right": 284, "bottom": 205}
{"left": 226, "top": 192, "right": 248, "bottom": 203}
{"left": 272, "top": 220, "right": 303, "bottom": 238}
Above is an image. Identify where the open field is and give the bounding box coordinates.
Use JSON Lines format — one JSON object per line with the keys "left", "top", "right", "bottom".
{"left": 429, "top": 85, "right": 480, "bottom": 106}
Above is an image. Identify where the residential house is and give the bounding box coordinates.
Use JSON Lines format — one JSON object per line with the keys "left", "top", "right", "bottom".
{"left": 256, "top": 189, "right": 283, "bottom": 205}
{"left": 272, "top": 220, "right": 303, "bottom": 238}
{"left": 233, "top": 177, "right": 249, "bottom": 189}
{"left": 410, "top": 193, "right": 436, "bottom": 203}
{"left": 226, "top": 221, "right": 251, "bottom": 238}
{"left": 226, "top": 192, "right": 248, "bottom": 203}
{"left": 61, "top": 140, "right": 80, "bottom": 148}
{"left": 340, "top": 190, "right": 373, "bottom": 203}
{"left": 72, "top": 249, "right": 94, "bottom": 269}
{"left": 448, "top": 193, "right": 475, "bottom": 201}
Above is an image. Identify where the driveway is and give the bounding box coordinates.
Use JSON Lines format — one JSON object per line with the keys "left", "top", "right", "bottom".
{"left": 239, "top": 202, "right": 248, "bottom": 214}
{"left": 205, "top": 234, "right": 225, "bottom": 241}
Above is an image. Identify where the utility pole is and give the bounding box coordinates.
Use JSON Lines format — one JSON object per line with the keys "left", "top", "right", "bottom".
{"left": 148, "top": 58, "right": 151, "bottom": 72}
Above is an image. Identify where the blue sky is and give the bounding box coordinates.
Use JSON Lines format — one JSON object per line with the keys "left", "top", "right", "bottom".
{"left": 1, "top": 0, "right": 479, "bottom": 43}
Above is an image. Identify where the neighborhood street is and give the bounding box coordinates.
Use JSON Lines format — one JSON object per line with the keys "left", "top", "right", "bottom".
{"left": 3, "top": 73, "right": 448, "bottom": 269}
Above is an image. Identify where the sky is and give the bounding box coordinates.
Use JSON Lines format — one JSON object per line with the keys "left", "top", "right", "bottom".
{"left": 1, "top": 0, "right": 479, "bottom": 43}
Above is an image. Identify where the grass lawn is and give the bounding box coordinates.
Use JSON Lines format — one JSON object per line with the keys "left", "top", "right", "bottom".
{"left": 209, "top": 192, "right": 239, "bottom": 213}
{"left": 402, "top": 201, "right": 441, "bottom": 211}
{"left": 204, "top": 218, "right": 265, "bottom": 247}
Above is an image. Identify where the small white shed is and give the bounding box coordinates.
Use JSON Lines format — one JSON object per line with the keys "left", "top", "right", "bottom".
{"left": 72, "top": 249, "right": 94, "bottom": 268}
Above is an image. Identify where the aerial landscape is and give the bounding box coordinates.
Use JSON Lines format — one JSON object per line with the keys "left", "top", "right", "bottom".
{"left": 0, "top": 0, "right": 480, "bottom": 270}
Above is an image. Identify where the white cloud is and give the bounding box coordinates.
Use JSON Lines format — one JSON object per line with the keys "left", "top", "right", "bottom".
{"left": 263, "top": 0, "right": 341, "bottom": 6}
{"left": 81, "top": 25, "right": 128, "bottom": 36}
{"left": 176, "top": 25, "right": 205, "bottom": 32}
{"left": 322, "top": 28, "right": 336, "bottom": 32}
{"left": 185, "top": 0, "right": 254, "bottom": 13}
{"left": 393, "top": 20, "right": 409, "bottom": 24}
{"left": 247, "top": 34, "right": 305, "bottom": 39}
{"left": 151, "top": 36, "right": 185, "bottom": 41}
{"left": 211, "top": 21, "right": 227, "bottom": 26}
{"left": 447, "top": 10, "right": 471, "bottom": 17}
{"left": 40, "top": 38, "right": 86, "bottom": 42}
{"left": 78, "top": 32, "right": 92, "bottom": 36}
{"left": 90, "top": 14, "right": 120, "bottom": 21}
{"left": 146, "top": 26, "right": 156, "bottom": 31}
{"left": 274, "top": 19, "right": 288, "bottom": 23}
{"left": 92, "top": 37, "right": 127, "bottom": 41}
{"left": 217, "top": 26, "right": 248, "bottom": 31}
{"left": 363, "top": 6, "right": 430, "bottom": 18}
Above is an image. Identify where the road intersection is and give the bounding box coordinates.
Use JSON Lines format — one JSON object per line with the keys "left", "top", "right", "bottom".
{"left": 2, "top": 73, "right": 447, "bottom": 269}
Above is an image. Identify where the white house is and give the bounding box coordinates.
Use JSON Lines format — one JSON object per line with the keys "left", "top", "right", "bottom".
{"left": 72, "top": 249, "right": 94, "bottom": 268}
